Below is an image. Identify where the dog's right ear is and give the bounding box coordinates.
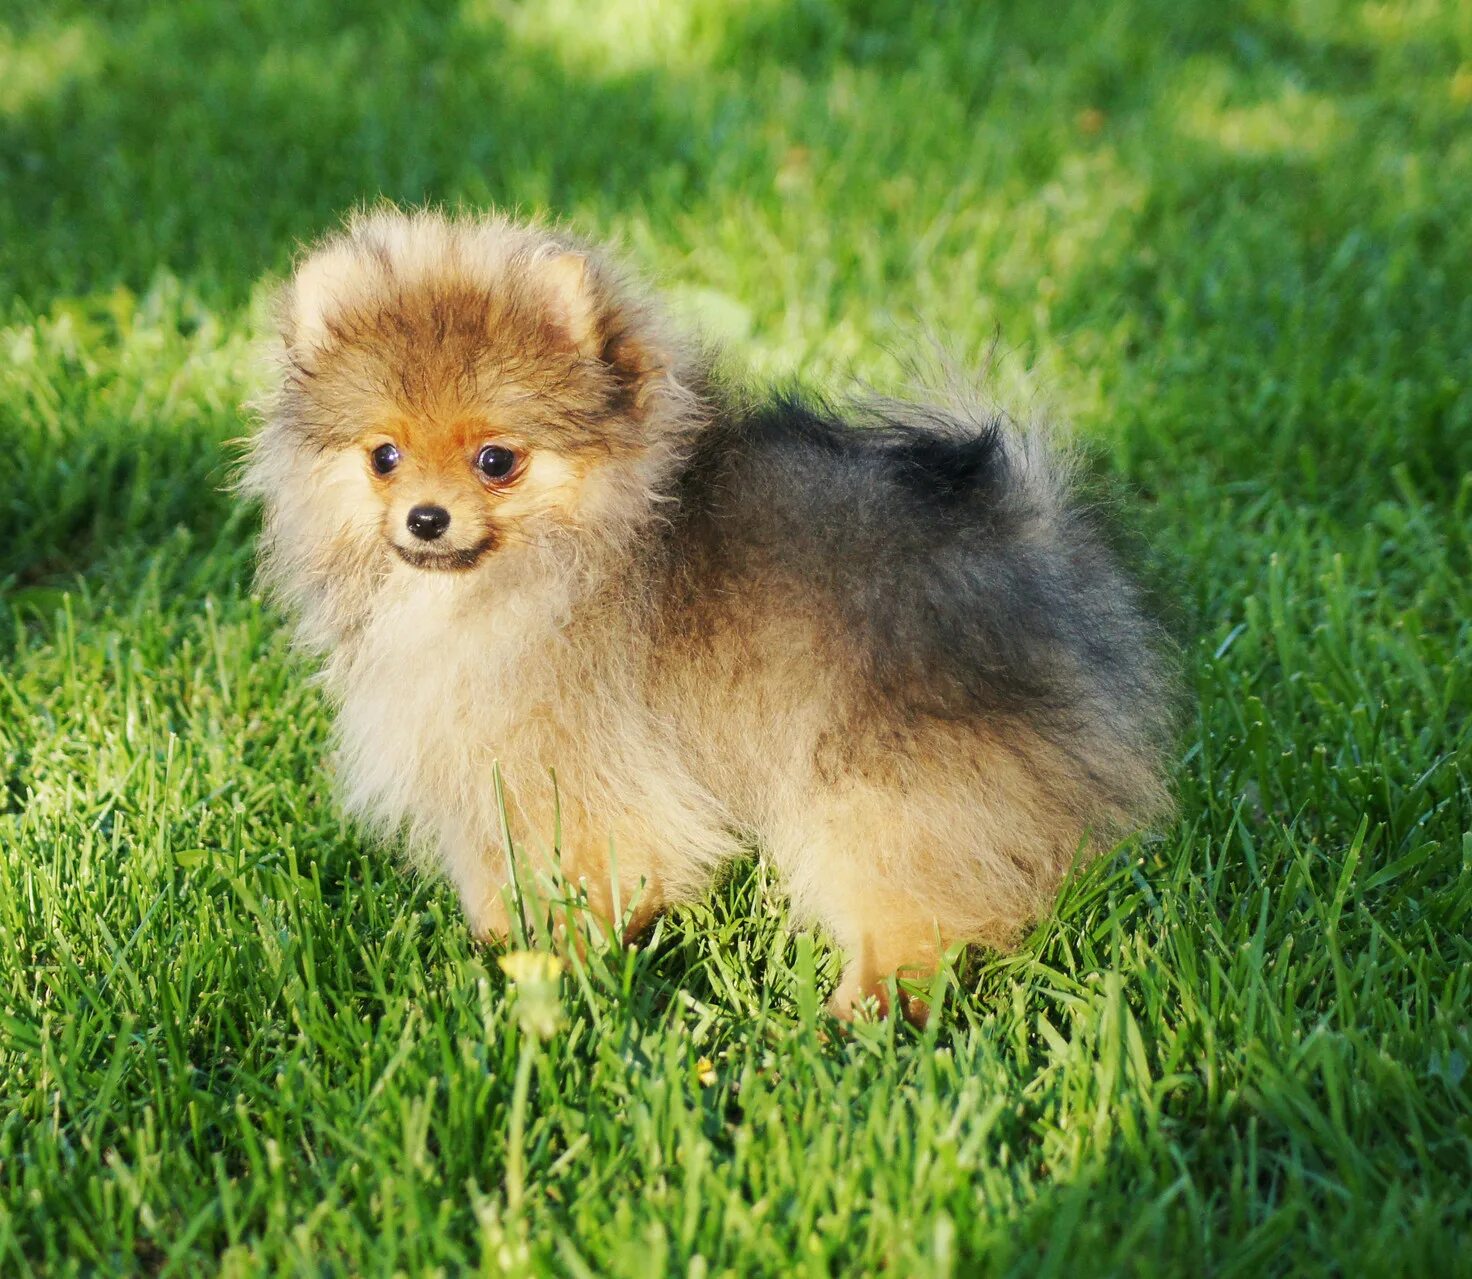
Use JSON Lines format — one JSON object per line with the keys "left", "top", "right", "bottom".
{"left": 277, "top": 244, "right": 362, "bottom": 352}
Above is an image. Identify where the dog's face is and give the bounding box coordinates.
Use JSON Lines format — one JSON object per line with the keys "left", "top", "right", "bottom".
{"left": 356, "top": 409, "right": 582, "bottom": 574}
{"left": 254, "top": 213, "right": 680, "bottom": 588}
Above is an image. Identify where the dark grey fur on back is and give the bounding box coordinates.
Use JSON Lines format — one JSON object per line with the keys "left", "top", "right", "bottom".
{"left": 660, "top": 385, "right": 1174, "bottom": 804}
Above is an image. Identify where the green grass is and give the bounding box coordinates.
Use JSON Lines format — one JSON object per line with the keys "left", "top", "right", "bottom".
{"left": 3, "top": 0, "right": 1471, "bottom": 1273}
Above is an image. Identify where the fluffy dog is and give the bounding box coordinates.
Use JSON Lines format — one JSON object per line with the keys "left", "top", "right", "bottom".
{"left": 242, "top": 208, "right": 1172, "bottom": 1020}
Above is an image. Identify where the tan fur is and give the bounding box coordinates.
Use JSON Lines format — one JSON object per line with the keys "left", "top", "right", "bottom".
{"left": 242, "top": 207, "right": 1172, "bottom": 1022}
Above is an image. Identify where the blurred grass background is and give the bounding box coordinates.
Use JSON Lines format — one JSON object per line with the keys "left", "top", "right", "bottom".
{"left": 2, "top": 1, "right": 1469, "bottom": 1274}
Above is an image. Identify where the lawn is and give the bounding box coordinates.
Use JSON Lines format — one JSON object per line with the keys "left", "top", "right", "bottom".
{"left": 3, "top": 0, "right": 1470, "bottom": 1273}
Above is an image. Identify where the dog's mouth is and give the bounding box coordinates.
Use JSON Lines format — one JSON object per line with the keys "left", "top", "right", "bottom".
{"left": 390, "top": 533, "right": 497, "bottom": 572}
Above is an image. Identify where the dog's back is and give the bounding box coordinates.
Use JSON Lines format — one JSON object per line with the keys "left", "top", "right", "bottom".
{"left": 665, "top": 389, "right": 1169, "bottom": 760}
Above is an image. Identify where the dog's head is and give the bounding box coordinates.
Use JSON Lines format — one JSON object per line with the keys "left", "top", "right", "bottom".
{"left": 246, "top": 209, "right": 689, "bottom": 624}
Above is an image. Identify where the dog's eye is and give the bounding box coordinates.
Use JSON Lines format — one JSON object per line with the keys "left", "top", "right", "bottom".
{"left": 476, "top": 444, "right": 518, "bottom": 481}
{"left": 370, "top": 443, "right": 400, "bottom": 475}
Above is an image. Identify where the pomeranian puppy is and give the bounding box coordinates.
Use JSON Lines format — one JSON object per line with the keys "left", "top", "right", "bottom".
{"left": 243, "top": 207, "right": 1172, "bottom": 1020}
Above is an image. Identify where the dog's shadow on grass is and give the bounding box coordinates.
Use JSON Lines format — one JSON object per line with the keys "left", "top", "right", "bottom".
{"left": 1, "top": 0, "right": 1403, "bottom": 309}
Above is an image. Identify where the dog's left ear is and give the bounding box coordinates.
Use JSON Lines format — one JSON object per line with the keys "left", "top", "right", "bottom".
{"left": 542, "top": 252, "right": 600, "bottom": 356}
{"left": 541, "top": 251, "right": 670, "bottom": 397}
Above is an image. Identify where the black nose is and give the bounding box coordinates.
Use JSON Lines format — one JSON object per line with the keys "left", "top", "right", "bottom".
{"left": 406, "top": 505, "right": 450, "bottom": 541}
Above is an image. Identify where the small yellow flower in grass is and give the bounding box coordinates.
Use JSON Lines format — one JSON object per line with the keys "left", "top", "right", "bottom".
{"left": 695, "top": 1057, "right": 717, "bottom": 1087}
{"left": 498, "top": 950, "right": 564, "bottom": 1040}
{"left": 498, "top": 950, "right": 561, "bottom": 985}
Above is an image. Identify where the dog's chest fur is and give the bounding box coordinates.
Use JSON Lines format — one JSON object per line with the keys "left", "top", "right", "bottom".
{"left": 324, "top": 566, "right": 583, "bottom": 854}
{"left": 319, "top": 559, "right": 737, "bottom": 901}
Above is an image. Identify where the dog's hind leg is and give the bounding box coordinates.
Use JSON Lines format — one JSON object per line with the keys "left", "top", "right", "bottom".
{"left": 772, "top": 793, "right": 955, "bottom": 1026}
{"left": 825, "top": 886, "right": 947, "bottom": 1027}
